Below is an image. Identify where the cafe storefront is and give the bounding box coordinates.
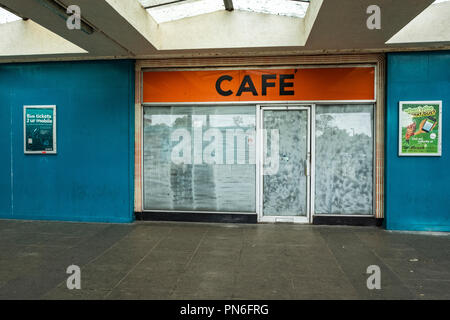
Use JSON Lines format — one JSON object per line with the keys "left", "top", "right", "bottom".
{"left": 134, "top": 54, "right": 385, "bottom": 225}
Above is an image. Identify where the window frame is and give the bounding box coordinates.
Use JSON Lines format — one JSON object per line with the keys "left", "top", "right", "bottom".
{"left": 312, "top": 103, "right": 376, "bottom": 217}
{"left": 141, "top": 103, "right": 259, "bottom": 214}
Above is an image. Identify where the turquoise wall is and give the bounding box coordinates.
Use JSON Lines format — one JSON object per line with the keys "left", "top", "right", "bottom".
{"left": 0, "top": 60, "right": 135, "bottom": 223}
{"left": 2, "top": 54, "right": 449, "bottom": 229}
{"left": 386, "top": 51, "right": 450, "bottom": 231}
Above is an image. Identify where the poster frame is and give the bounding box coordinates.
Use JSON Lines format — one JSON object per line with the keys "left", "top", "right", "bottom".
{"left": 398, "top": 101, "right": 442, "bottom": 157}
{"left": 23, "top": 105, "right": 57, "bottom": 155}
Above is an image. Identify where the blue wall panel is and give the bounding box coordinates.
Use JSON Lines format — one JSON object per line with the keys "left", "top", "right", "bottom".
{"left": 386, "top": 51, "right": 450, "bottom": 231}
{"left": 0, "top": 60, "right": 134, "bottom": 223}
{"left": 0, "top": 81, "right": 11, "bottom": 217}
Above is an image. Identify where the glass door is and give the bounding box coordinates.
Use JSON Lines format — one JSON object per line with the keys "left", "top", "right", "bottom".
{"left": 259, "top": 106, "right": 311, "bottom": 223}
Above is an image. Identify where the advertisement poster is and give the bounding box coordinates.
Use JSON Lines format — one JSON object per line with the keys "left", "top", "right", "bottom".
{"left": 399, "top": 101, "right": 442, "bottom": 156}
{"left": 24, "top": 105, "right": 57, "bottom": 154}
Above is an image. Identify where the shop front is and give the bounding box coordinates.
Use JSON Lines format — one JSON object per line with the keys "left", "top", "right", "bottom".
{"left": 134, "top": 55, "right": 385, "bottom": 225}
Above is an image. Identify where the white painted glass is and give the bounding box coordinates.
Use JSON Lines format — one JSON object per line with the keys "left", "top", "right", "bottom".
{"left": 315, "top": 105, "right": 374, "bottom": 215}
{"left": 143, "top": 106, "right": 256, "bottom": 212}
{"left": 139, "top": 0, "right": 308, "bottom": 23}
{"left": 263, "top": 110, "right": 308, "bottom": 216}
{"left": 234, "top": 0, "right": 309, "bottom": 18}
{"left": 144, "top": 0, "right": 224, "bottom": 23}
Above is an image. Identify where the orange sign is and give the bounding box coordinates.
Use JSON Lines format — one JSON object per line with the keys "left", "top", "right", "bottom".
{"left": 143, "top": 67, "right": 375, "bottom": 103}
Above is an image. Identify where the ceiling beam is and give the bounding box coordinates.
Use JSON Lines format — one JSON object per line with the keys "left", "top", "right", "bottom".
{"left": 0, "top": 3, "right": 27, "bottom": 19}
{"left": 387, "top": 1, "right": 450, "bottom": 45}
{"left": 0, "top": 20, "right": 87, "bottom": 58}
{"left": 304, "top": 0, "right": 435, "bottom": 50}
{"left": 0, "top": 0, "right": 447, "bottom": 61}
{"left": 0, "top": 0, "right": 160, "bottom": 56}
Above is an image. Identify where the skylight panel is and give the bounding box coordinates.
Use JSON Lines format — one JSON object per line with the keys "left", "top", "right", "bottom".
{"left": 140, "top": 1, "right": 183, "bottom": 8}
{"left": 0, "top": 7, "right": 21, "bottom": 24}
{"left": 233, "top": 0, "right": 309, "bottom": 18}
{"left": 145, "top": 0, "right": 224, "bottom": 23}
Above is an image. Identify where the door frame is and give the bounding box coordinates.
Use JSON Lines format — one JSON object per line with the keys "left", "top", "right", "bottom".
{"left": 257, "top": 105, "right": 312, "bottom": 224}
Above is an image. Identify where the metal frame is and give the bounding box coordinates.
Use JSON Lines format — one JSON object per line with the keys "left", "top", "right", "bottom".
{"left": 141, "top": 63, "right": 377, "bottom": 71}
{"left": 23, "top": 105, "right": 57, "bottom": 155}
{"left": 223, "top": 0, "right": 234, "bottom": 11}
{"left": 140, "top": 101, "right": 377, "bottom": 220}
{"left": 398, "top": 100, "right": 443, "bottom": 157}
{"left": 310, "top": 103, "right": 316, "bottom": 219}
{"left": 141, "top": 103, "right": 259, "bottom": 215}
{"left": 143, "top": 0, "right": 188, "bottom": 9}
{"left": 38, "top": 0, "right": 94, "bottom": 35}
{"left": 142, "top": 100, "right": 376, "bottom": 106}
{"left": 312, "top": 102, "right": 376, "bottom": 218}
{"left": 258, "top": 105, "right": 312, "bottom": 224}
{"left": 142, "top": 0, "right": 308, "bottom": 12}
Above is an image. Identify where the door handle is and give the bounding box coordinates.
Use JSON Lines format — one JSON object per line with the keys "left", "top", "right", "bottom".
{"left": 304, "top": 160, "right": 309, "bottom": 176}
{"left": 304, "top": 155, "right": 310, "bottom": 176}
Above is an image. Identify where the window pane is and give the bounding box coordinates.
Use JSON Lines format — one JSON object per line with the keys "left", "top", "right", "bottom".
{"left": 233, "top": 0, "right": 309, "bottom": 18}
{"left": 143, "top": 105, "right": 256, "bottom": 212}
{"left": 263, "top": 110, "right": 308, "bottom": 216}
{"left": 145, "top": 0, "right": 224, "bottom": 24}
{"left": 315, "top": 105, "right": 374, "bottom": 215}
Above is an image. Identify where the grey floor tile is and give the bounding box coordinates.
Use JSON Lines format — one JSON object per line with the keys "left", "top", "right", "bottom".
{"left": 382, "top": 258, "right": 450, "bottom": 281}
{"left": 405, "top": 279, "right": 450, "bottom": 300}
{"left": 106, "top": 287, "right": 170, "bottom": 300}
{"left": 42, "top": 286, "right": 110, "bottom": 300}
{"left": 0, "top": 220, "right": 448, "bottom": 300}
{"left": 114, "top": 272, "right": 179, "bottom": 291}
{"left": 290, "top": 275, "right": 359, "bottom": 299}
{"left": 231, "top": 274, "right": 294, "bottom": 300}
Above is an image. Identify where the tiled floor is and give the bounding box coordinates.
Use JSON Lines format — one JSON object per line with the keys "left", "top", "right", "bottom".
{"left": 0, "top": 219, "right": 449, "bottom": 300}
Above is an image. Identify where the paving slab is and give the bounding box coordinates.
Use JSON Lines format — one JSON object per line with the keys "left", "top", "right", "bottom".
{"left": 0, "top": 219, "right": 449, "bottom": 300}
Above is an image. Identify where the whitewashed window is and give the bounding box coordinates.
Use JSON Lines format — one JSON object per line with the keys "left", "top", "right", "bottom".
{"left": 315, "top": 105, "right": 374, "bottom": 215}
{"left": 143, "top": 106, "right": 256, "bottom": 212}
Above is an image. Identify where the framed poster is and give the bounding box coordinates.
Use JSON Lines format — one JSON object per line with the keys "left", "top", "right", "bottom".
{"left": 24, "top": 105, "right": 57, "bottom": 154}
{"left": 399, "top": 101, "right": 442, "bottom": 156}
